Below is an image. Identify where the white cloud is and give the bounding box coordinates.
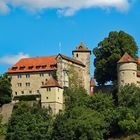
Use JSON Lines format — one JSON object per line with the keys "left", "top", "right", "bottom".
{"left": 0, "top": 52, "right": 29, "bottom": 65}
{"left": 0, "top": 0, "right": 133, "bottom": 16}
{"left": 0, "top": 1, "right": 10, "bottom": 14}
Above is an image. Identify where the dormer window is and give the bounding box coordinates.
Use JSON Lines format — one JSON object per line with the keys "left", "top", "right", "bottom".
{"left": 12, "top": 66, "right": 17, "bottom": 70}
{"left": 36, "top": 66, "right": 41, "bottom": 69}
{"left": 42, "top": 65, "right": 47, "bottom": 69}
{"left": 19, "top": 66, "right": 25, "bottom": 70}
{"left": 50, "top": 65, "right": 56, "bottom": 68}
{"left": 28, "top": 66, "right": 33, "bottom": 70}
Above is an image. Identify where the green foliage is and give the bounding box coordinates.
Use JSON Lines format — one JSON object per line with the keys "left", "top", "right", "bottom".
{"left": 64, "top": 87, "right": 87, "bottom": 110}
{"left": 6, "top": 102, "right": 52, "bottom": 140}
{"left": 0, "top": 124, "right": 7, "bottom": 136}
{"left": 52, "top": 107, "right": 106, "bottom": 140}
{"left": 6, "top": 84, "right": 140, "bottom": 139}
{"left": 52, "top": 87, "right": 116, "bottom": 139}
{"left": 13, "top": 95, "right": 40, "bottom": 101}
{"left": 117, "top": 85, "right": 140, "bottom": 136}
{"left": 68, "top": 66, "right": 83, "bottom": 89}
{"left": 93, "top": 31, "right": 138, "bottom": 85}
{"left": 118, "top": 84, "right": 140, "bottom": 108}
{"left": 0, "top": 74, "right": 12, "bottom": 106}
{"left": 52, "top": 72, "right": 58, "bottom": 81}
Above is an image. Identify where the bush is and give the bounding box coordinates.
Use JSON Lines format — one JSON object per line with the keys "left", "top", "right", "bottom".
{"left": 13, "top": 95, "right": 40, "bottom": 101}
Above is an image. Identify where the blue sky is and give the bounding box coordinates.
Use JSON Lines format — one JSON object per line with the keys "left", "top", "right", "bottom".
{"left": 0, "top": 0, "right": 140, "bottom": 75}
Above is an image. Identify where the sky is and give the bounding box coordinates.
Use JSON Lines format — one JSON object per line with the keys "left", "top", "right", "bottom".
{"left": 0, "top": 0, "right": 140, "bottom": 75}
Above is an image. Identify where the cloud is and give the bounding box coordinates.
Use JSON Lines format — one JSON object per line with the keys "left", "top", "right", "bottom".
{"left": 0, "top": 52, "right": 29, "bottom": 65}
{"left": 0, "top": 0, "right": 133, "bottom": 16}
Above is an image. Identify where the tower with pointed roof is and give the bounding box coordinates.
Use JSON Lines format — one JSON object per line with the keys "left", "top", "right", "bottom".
{"left": 117, "top": 52, "right": 137, "bottom": 87}
{"left": 40, "top": 77, "right": 63, "bottom": 114}
{"left": 72, "top": 42, "right": 91, "bottom": 94}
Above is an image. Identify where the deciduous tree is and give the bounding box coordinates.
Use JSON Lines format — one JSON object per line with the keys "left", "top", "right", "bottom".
{"left": 93, "top": 31, "right": 138, "bottom": 85}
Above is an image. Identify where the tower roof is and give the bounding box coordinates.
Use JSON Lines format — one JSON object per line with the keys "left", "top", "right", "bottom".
{"left": 72, "top": 42, "right": 91, "bottom": 54}
{"left": 41, "top": 77, "right": 62, "bottom": 88}
{"left": 117, "top": 52, "right": 136, "bottom": 64}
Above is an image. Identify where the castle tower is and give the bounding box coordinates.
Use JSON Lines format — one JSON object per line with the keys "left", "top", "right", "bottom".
{"left": 40, "top": 77, "right": 63, "bottom": 114}
{"left": 117, "top": 52, "right": 137, "bottom": 87}
{"left": 72, "top": 42, "right": 91, "bottom": 94}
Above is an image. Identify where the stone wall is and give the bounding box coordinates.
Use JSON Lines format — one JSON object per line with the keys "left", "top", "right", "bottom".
{"left": 73, "top": 52, "right": 91, "bottom": 94}
{"left": 9, "top": 71, "right": 55, "bottom": 97}
{"left": 40, "top": 87, "right": 63, "bottom": 114}
{"left": 56, "top": 55, "right": 86, "bottom": 89}
{"left": 117, "top": 62, "right": 137, "bottom": 87}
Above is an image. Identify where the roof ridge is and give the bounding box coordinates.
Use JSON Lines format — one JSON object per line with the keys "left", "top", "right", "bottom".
{"left": 58, "top": 54, "right": 85, "bottom": 67}
{"left": 41, "top": 77, "right": 62, "bottom": 88}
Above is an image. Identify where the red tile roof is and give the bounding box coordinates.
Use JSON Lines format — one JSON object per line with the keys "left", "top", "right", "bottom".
{"left": 7, "top": 54, "right": 85, "bottom": 74}
{"left": 58, "top": 54, "right": 85, "bottom": 67}
{"left": 41, "top": 77, "right": 62, "bottom": 88}
{"left": 7, "top": 56, "right": 57, "bottom": 73}
{"left": 137, "top": 58, "right": 140, "bottom": 64}
{"left": 117, "top": 52, "right": 136, "bottom": 64}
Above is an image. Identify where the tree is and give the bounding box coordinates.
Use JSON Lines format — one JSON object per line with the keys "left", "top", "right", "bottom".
{"left": 93, "top": 31, "right": 138, "bottom": 85}
{"left": 0, "top": 74, "right": 12, "bottom": 106}
{"left": 117, "top": 84, "right": 140, "bottom": 136}
{"left": 6, "top": 102, "right": 53, "bottom": 140}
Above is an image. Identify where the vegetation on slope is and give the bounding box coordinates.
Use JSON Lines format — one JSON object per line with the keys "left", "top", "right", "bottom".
{"left": 5, "top": 84, "right": 140, "bottom": 140}
{"left": 0, "top": 74, "right": 12, "bottom": 106}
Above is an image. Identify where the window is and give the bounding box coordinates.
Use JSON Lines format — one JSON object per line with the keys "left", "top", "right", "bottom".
{"left": 42, "top": 65, "right": 47, "bottom": 69}
{"left": 26, "top": 74, "right": 30, "bottom": 78}
{"left": 42, "top": 82, "right": 44, "bottom": 85}
{"left": 40, "top": 73, "right": 44, "bottom": 77}
{"left": 15, "top": 92, "right": 17, "bottom": 95}
{"left": 28, "top": 66, "right": 33, "bottom": 70}
{"left": 18, "top": 83, "right": 22, "bottom": 87}
{"left": 21, "top": 91, "right": 24, "bottom": 94}
{"left": 29, "top": 91, "right": 32, "bottom": 94}
{"left": 17, "top": 75, "right": 22, "bottom": 78}
{"left": 37, "top": 90, "right": 40, "bottom": 94}
{"left": 76, "top": 54, "right": 78, "bottom": 57}
{"left": 50, "top": 64, "right": 57, "bottom": 68}
{"left": 46, "top": 97, "right": 48, "bottom": 99}
{"left": 26, "top": 82, "right": 30, "bottom": 87}
{"left": 47, "top": 88, "right": 51, "bottom": 91}
{"left": 36, "top": 66, "right": 41, "bottom": 69}
{"left": 12, "top": 67, "right": 17, "bottom": 70}
{"left": 19, "top": 66, "right": 25, "bottom": 70}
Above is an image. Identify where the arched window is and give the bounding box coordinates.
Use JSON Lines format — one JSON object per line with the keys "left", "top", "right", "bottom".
{"left": 76, "top": 54, "right": 78, "bottom": 57}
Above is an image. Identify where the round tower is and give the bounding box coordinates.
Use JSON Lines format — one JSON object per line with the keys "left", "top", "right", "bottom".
{"left": 72, "top": 42, "right": 91, "bottom": 94}
{"left": 117, "top": 52, "right": 137, "bottom": 87}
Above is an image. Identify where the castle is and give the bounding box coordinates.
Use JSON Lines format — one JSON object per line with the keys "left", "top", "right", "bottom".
{"left": 117, "top": 52, "right": 140, "bottom": 87}
{"left": 7, "top": 42, "right": 94, "bottom": 114}
{"left": 7, "top": 42, "right": 140, "bottom": 114}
